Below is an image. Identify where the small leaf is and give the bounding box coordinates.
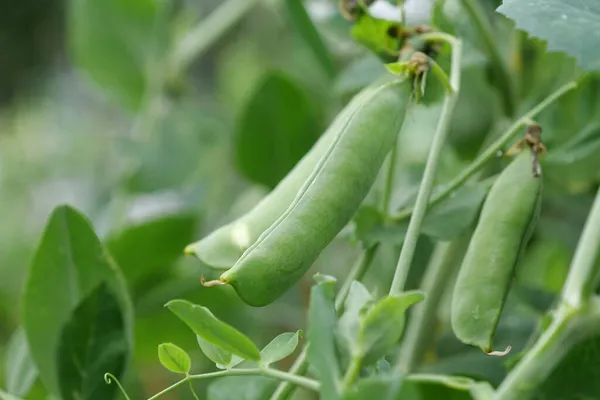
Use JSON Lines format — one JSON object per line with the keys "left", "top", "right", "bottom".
{"left": 385, "top": 62, "right": 409, "bottom": 76}
{"left": 336, "top": 281, "right": 372, "bottom": 358}
{"left": 4, "top": 328, "right": 37, "bottom": 397}
{"left": 260, "top": 331, "right": 302, "bottom": 367}
{"left": 497, "top": 0, "right": 600, "bottom": 71}
{"left": 158, "top": 343, "right": 191, "bottom": 374}
{"left": 57, "top": 284, "right": 128, "bottom": 400}
{"left": 351, "top": 13, "right": 403, "bottom": 60}
{"left": 308, "top": 277, "right": 342, "bottom": 400}
{"left": 197, "top": 336, "right": 232, "bottom": 369}
{"left": 165, "top": 299, "right": 261, "bottom": 361}
{"left": 207, "top": 376, "right": 277, "bottom": 400}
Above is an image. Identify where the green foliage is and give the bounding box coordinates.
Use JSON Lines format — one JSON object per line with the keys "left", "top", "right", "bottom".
{"left": 259, "top": 331, "right": 302, "bottom": 367}
{"left": 3, "top": 329, "right": 37, "bottom": 398}
{"left": 158, "top": 343, "right": 191, "bottom": 374}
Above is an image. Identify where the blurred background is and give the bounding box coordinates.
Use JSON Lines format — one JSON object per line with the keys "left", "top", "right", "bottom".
{"left": 1, "top": 0, "right": 599, "bottom": 399}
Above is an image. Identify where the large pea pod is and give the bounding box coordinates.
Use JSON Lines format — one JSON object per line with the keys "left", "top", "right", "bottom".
{"left": 184, "top": 81, "right": 390, "bottom": 270}
{"left": 451, "top": 151, "right": 543, "bottom": 353}
{"left": 218, "top": 77, "right": 413, "bottom": 306}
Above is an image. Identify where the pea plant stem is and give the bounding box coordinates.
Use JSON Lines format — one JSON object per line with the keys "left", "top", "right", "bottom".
{"left": 494, "top": 186, "right": 600, "bottom": 400}
{"left": 459, "top": 0, "right": 517, "bottom": 117}
{"left": 269, "top": 245, "right": 379, "bottom": 400}
{"left": 391, "top": 79, "right": 578, "bottom": 223}
{"left": 389, "top": 35, "right": 462, "bottom": 296}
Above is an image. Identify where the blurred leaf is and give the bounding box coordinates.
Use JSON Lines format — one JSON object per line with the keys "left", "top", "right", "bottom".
{"left": 284, "top": 0, "right": 336, "bottom": 79}
{"left": 105, "top": 213, "right": 197, "bottom": 288}
{"left": 259, "top": 331, "right": 302, "bottom": 367}
{"left": 335, "top": 55, "right": 386, "bottom": 96}
{"left": 197, "top": 336, "right": 232, "bottom": 369}
{"left": 57, "top": 284, "right": 128, "bottom": 400}
{"left": 337, "top": 281, "right": 373, "bottom": 357}
{"left": 68, "top": 0, "right": 167, "bottom": 109}
{"left": 22, "top": 206, "right": 133, "bottom": 396}
{"left": 235, "top": 72, "right": 322, "bottom": 189}
{"left": 4, "top": 328, "right": 37, "bottom": 398}
{"left": 497, "top": 0, "right": 600, "bottom": 71}
{"left": 546, "top": 122, "right": 600, "bottom": 165}
{"left": 165, "top": 299, "right": 261, "bottom": 361}
{"left": 308, "top": 277, "right": 342, "bottom": 400}
{"left": 0, "top": 390, "right": 23, "bottom": 400}
{"left": 360, "top": 291, "right": 425, "bottom": 363}
{"left": 207, "top": 376, "right": 277, "bottom": 400}
{"left": 343, "top": 374, "right": 405, "bottom": 400}
{"left": 157, "top": 343, "right": 191, "bottom": 374}
{"left": 351, "top": 13, "right": 402, "bottom": 61}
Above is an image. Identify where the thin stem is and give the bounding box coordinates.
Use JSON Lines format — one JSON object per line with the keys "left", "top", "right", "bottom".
{"left": 459, "top": 0, "right": 517, "bottom": 116}
{"left": 260, "top": 368, "right": 320, "bottom": 391}
{"left": 187, "top": 378, "right": 200, "bottom": 400}
{"left": 389, "top": 37, "right": 463, "bottom": 296}
{"left": 270, "top": 245, "right": 380, "bottom": 400}
{"left": 104, "top": 373, "right": 132, "bottom": 400}
{"left": 397, "top": 235, "right": 471, "bottom": 371}
{"left": 391, "top": 80, "right": 578, "bottom": 223}
{"left": 170, "top": 0, "right": 259, "bottom": 74}
{"left": 342, "top": 354, "right": 363, "bottom": 389}
{"left": 382, "top": 142, "right": 399, "bottom": 220}
{"left": 406, "top": 373, "right": 474, "bottom": 391}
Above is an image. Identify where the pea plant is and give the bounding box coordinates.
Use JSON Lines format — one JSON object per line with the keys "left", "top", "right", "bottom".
{"left": 2, "top": 0, "right": 600, "bottom": 400}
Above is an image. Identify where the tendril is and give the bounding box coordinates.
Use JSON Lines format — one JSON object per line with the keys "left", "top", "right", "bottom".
{"left": 104, "top": 373, "right": 132, "bottom": 400}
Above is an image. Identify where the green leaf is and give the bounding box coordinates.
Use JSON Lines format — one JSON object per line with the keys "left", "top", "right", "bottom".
{"left": 351, "top": 13, "right": 403, "bottom": 61}
{"left": 68, "top": 0, "right": 167, "bottom": 109}
{"left": 4, "top": 328, "right": 37, "bottom": 398}
{"left": 0, "top": 389, "right": 23, "bottom": 400}
{"left": 165, "top": 299, "right": 261, "bottom": 361}
{"left": 235, "top": 72, "right": 322, "bottom": 189}
{"left": 57, "top": 284, "right": 128, "bottom": 400}
{"left": 342, "top": 374, "right": 405, "bottom": 400}
{"left": 307, "top": 277, "right": 342, "bottom": 400}
{"left": 22, "top": 205, "right": 133, "bottom": 396}
{"left": 546, "top": 122, "right": 600, "bottom": 165}
{"left": 259, "top": 331, "right": 302, "bottom": 367}
{"left": 158, "top": 343, "right": 191, "bottom": 374}
{"left": 284, "top": 0, "right": 336, "bottom": 79}
{"left": 337, "top": 281, "right": 372, "bottom": 358}
{"left": 360, "top": 291, "right": 425, "bottom": 363}
{"left": 197, "top": 336, "right": 232, "bottom": 369}
{"left": 105, "top": 213, "right": 197, "bottom": 287}
{"left": 207, "top": 376, "right": 277, "bottom": 400}
{"left": 497, "top": 0, "right": 600, "bottom": 71}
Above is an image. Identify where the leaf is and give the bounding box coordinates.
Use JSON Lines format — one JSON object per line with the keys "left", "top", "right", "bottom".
{"left": 207, "top": 376, "right": 277, "bottom": 400}
{"left": 350, "top": 13, "right": 403, "bottom": 61}
{"left": 307, "top": 277, "right": 342, "bottom": 400}
{"left": 546, "top": 122, "right": 600, "bottom": 165}
{"left": 105, "top": 213, "right": 197, "bottom": 286}
{"left": 284, "top": 0, "right": 336, "bottom": 79}
{"left": 342, "top": 374, "right": 405, "bottom": 400}
{"left": 57, "top": 284, "right": 128, "bottom": 400}
{"left": 0, "top": 390, "right": 23, "bottom": 400}
{"left": 360, "top": 291, "right": 425, "bottom": 363}
{"left": 235, "top": 72, "right": 322, "bottom": 189}
{"left": 158, "top": 343, "right": 191, "bottom": 374}
{"left": 4, "top": 328, "right": 37, "bottom": 398}
{"left": 497, "top": 0, "right": 600, "bottom": 71}
{"left": 260, "top": 331, "right": 302, "bottom": 367}
{"left": 165, "top": 299, "right": 261, "bottom": 361}
{"left": 197, "top": 336, "right": 232, "bottom": 369}
{"left": 22, "top": 205, "right": 133, "bottom": 396}
{"left": 337, "top": 281, "right": 373, "bottom": 358}
{"left": 68, "top": 0, "right": 168, "bottom": 109}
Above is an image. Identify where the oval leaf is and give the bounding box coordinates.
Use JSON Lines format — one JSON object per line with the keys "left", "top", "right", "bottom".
{"left": 165, "top": 300, "right": 260, "bottom": 361}
{"left": 158, "top": 343, "right": 191, "bottom": 374}
{"left": 22, "top": 205, "right": 133, "bottom": 396}
{"left": 260, "top": 331, "right": 302, "bottom": 367}
{"left": 197, "top": 336, "right": 232, "bottom": 369}
{"left": 4, "top": 328, "right": 37, "bottom": 398}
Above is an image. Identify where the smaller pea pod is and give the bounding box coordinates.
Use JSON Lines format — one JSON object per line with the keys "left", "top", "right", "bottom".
{"left": 451, "top": 151, "right": 543, "bottom": 353}
{"left": 217, "top": 77, "right": 414, "bottom": 307}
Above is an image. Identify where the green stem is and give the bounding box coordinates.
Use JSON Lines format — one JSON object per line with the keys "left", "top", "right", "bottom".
{"left": 459, "top": 0, "right": 517, "bottom": 116}
{"left": 170, "top": 0, "right": 259, "bottom": 74}
{"left": 269, "top": 245, "right": 379, "bottom": 400}
{"left": 397, "top": 235, "right": 471, "bottom": 371}
{"left": 389, "top": 36, "right": 463, "bottom": 296}
{"left": 391, "top": 80, "right": 578, "bottom": 223}
{"left": 187, "top": 378, "right": 200, "bottom": 400}
{"left": 406, "top": 373, "right": 475, "bottom": 391}
{"left": 382, "top": 142, "right": 399, "bottom": 220}
{"left": 342, "top": 354, "right": 363, "bottom": 389}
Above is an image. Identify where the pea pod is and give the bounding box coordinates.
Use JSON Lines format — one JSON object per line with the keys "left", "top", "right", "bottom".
{"left": 218, "top": 77, "right": 414, "bottom": 306}
{"left": 184, "top": 81, "right": 389, "bottom": 270}
{"left": 451, "top": 151, "right": 543, "bottom": 353}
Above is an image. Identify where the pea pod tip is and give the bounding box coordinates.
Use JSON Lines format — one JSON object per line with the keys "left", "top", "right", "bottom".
{"left": 200, "top": 275, "right": 226, "bottom": 287}
{"left": 484, "top": 344, "right": 512, "bottom": 357}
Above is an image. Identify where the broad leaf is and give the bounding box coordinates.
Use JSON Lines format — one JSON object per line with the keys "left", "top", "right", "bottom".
{"left": 259, "top": 331, "right": 302, "bottom": 367}
{"left": 4, "top": 328, "right": 37, "bottom": 397}
{"left": 207, "top": 376, "right": 277, "bottom": 400}
{"left": 165, "top": 300, "right": 260, "bottom": 361}
{"left": 22, "top": 205, "right": 133, "bottom": 396}
{"left": 197, "top": 336, "right": 232, "bottom": 369}
{"left": 235, "top": 72, "right": 322, "bottom": 189}
{"left": 307, "top": 277, "right": 342, "bottom": 400}
{"left": 68, "top": 0, "right": 168, "bottom": 109}
{"left": 57, "top": 284, "right": 128, "bottom": 400}
{"left": 158, "top": 343, "right": 191, "bottom": 374}
{"left": 497, "top": 0, "right": 600, "bottom": 71}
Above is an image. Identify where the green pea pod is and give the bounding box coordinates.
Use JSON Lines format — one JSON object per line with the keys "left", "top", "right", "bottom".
{"left": 184, "top": 78, "right": 392, "bottom": 270}
{"left": 218, "top": 77, "right": 413, "bottom": 306}
{"left": 451, "top": 151, "right": 543, "bottom": 353}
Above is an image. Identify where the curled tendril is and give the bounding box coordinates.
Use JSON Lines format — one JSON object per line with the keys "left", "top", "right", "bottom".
{"left": 104, "top": 373, "right": 132, "bottom": 400}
